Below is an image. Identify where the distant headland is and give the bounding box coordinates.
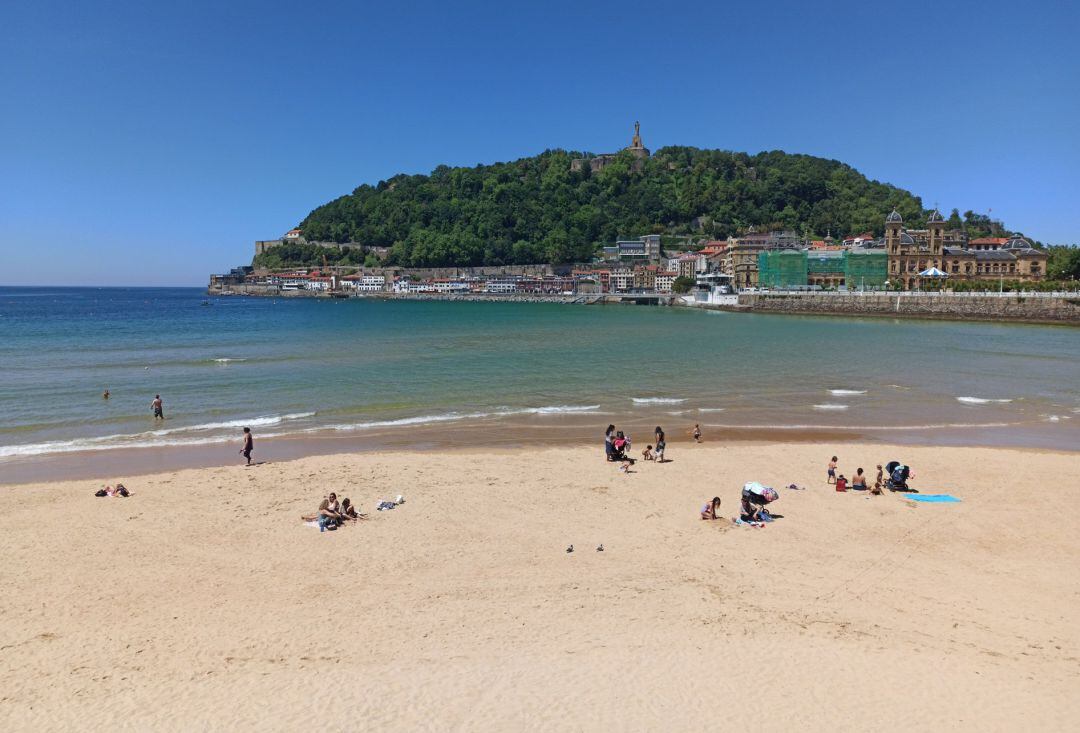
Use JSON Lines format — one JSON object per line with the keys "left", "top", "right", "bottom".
{"left": 211, "top": 124, "right": 1079, "bottom": 309}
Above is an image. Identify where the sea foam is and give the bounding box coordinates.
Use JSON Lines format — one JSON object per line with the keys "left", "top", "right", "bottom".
{"left": 813, "top": 404, "right": 849, "bottom": 410}
{"left": 829, "top": 389, "right": 867, "bottom": 396}
{"left": 957, "top": 396, "right": 1013, "bottom": 405}
{"left": 631, "top": 397, "right": 687, "bottom": 404}
{"left": 0, "top": 412, "right": 317, "bottom": 459}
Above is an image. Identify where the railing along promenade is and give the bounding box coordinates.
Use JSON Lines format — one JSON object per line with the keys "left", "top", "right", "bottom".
{"left": 755, "top": 289, "right": 1080, "bottom": 298}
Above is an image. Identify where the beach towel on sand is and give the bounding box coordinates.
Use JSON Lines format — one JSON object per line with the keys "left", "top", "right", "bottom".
{"left": 904, "top": 494, "right": 961, "bottom": 503}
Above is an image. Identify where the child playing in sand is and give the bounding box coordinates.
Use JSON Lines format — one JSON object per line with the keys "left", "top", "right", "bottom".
{"left": 700, "top": 496, "right": 721, "bottom": 520}
{"left": 642, "top": 445, "right": 654, "bottom": 461}
{"left": 827, "top": 456, "right": 838, "bottom": 484}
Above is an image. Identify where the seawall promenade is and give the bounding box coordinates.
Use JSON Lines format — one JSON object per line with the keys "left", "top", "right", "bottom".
{"left": 730, "top": 291, "right": 1080, "bottom": 324}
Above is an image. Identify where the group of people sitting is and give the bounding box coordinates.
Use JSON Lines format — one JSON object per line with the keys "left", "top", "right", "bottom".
{"left": 830, "top": 457, "right": 914, "bottom": 494}
{"left": 303, "top": 492, "right": 362, "bottom": 532}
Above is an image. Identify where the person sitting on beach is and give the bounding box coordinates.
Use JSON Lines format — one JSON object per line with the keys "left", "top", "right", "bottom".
{"left": 318, "top": 492, "right": 344, "bottom": 532}
{"left": 340, "top": 497, "right": 361, "bottom": 520}
{"left": 851, "top": 468, "right": 868, "bottom": 490}
{"left": 827, "top": 456, "right": 838, "bottom": 484}
{"left": 642, "top": 445, "right": 654, "bottom": 461}
{"left": 654, "top": 426, "right": 666, "bottom": 462}
{"left": 701, "top": 496, "right": 721, "bottom": 520}
{"left": 612, "top": 431, "right": 631, "bottom": 460}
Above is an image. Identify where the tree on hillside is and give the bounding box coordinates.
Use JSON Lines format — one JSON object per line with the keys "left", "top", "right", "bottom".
{"left": 269, "top": 147, "right": 1008, "bottom": 269}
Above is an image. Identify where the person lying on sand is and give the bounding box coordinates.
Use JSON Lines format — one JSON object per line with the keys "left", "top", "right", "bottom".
{"left": 95, "top": 483, "right": 130, "bottom": 498}
{"left": 701, "top": 496, "right": 721, "bottom": 520}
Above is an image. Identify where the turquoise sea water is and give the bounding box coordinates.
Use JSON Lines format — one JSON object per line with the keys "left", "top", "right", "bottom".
{"left": 1, "top": 287, "right": 1078, "bottom": 465}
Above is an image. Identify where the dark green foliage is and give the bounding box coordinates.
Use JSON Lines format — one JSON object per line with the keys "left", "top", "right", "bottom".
{"left": 672, "top": 276, "right": 695, "bottom": 294}
{"left": 1046, "top": 245, "right": 1080, "bottom": 281}
{"left": 295, "top": 147, "right": 975, "bottom": 268}
{"left": 252, "top": 242, "right": 366, "bottom": 269}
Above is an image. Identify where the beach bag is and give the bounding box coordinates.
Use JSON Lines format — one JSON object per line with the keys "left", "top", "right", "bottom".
{"left": 94, "top": 489, "right": 108, "bottom": 497}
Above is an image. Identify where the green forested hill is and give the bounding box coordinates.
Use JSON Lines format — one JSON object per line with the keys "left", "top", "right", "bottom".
{"left": 291, "top": 147, "right": 973, "bottom": 267}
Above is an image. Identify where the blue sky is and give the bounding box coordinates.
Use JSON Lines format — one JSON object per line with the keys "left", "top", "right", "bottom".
{"left": 2, "top": 0, "right": 1077, "bottom": 285}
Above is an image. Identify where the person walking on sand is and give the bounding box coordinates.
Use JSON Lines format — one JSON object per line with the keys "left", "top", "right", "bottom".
{"left": 151, "top": 394, "right": 164, "bottom": 420}
{"left": 692, "top": 424, "right": 702, "bottom": 443}
{"left": 654, "top": 426, "right": 667, "bottom": 462}
{"left": 240, "top": 427, "right": 254, "bottom": 466}
{"left": 827, "top": 456, "right": 838, "bottom": 484}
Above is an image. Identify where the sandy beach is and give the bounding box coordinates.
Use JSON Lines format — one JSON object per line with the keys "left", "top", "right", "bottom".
{"left": 2, "top": 442, "right": 1079, "bottom": 731}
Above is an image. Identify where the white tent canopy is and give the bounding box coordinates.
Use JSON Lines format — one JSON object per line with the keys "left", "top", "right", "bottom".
{"left": 918, "top": 267, "right": 948, "bottom": 278}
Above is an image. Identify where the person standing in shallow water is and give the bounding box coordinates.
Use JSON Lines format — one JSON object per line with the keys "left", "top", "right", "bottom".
{"left": 151, "top": 394, "right": 164, "bottom": 420}
{"left": 240, "top": 427, "right": 254, "bottom": 466}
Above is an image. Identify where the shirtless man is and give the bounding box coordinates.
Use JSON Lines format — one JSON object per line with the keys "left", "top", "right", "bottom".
{"left": 150, "top": 394, "right": 164, "bottom": 420}
{"left": 240, "top": 427, "right": 254, "bottom": 465}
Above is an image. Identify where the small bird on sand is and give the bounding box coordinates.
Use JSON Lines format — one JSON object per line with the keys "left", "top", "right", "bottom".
{"left": 566, "top": 545, "right": 574, "bottom": 553}
{"left": 596, "top": 544, "right": 604, "bottom": 552}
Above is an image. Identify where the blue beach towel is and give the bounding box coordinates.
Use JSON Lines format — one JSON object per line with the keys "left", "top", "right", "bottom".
{"left": 904, "top": 494, "right": 961, "bottom": 503}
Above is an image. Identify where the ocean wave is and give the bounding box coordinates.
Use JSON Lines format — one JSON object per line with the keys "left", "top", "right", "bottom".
{"left": 697, "top": 408, "right": 726, "bottom": 413}
{"left": 698, "top": 421, "right": 1018, "bottom": 431}
{"left": 314, "top": 405, "right": 602, "bottom": 432}
{"left": 1043, "top": 414, "right": 1072, "bottom": 423}
{"left": 0, "top": 412, "right": 317, "bottom": 459}
{"left": 829, "top": 389, "right": 867, "bottom": 396}
{"left": 211, "top": 358, "right": 248, "bottom": 364}
{"left": 957, "top": 396, "right": 1013, "bottom": 405}
{"left": 631, "top": 397, "right": 687, "bottom": 404}
{"left": 813, "top": 404, "right": 849, "bottom": 410}
{"left": 149, "top": 412, "right": 316, "bottom": 435}
{"left": 666, "top": 410, "right": 689, "bottom": 415}
{"left": 2, "top": 406, "right": 610, "bottom": 459}
{"left": 524, "top": 404, "right": 601, "bottom": 415}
